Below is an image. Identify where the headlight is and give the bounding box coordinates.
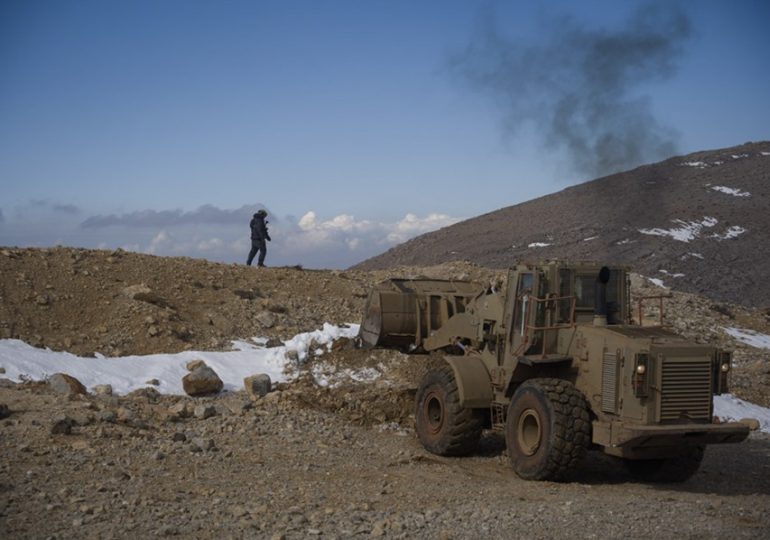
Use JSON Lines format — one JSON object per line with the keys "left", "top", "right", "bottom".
{"left": 721, "top": 363, "right": 730, "bottom": 373}
{"left": 633, "top": 353, "right": 649, "bottom": 397}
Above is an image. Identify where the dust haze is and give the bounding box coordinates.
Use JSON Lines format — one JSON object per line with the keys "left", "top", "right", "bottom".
{"left": 451, "top": 3, "right": 692, "bottom": 179}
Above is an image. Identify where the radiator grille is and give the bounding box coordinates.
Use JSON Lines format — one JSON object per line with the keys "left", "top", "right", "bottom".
{"left": 601, "top": 353, "right": 618, "bottom": 413}
{"left": 660, "top": 357, "right": 712, "bottom": 422}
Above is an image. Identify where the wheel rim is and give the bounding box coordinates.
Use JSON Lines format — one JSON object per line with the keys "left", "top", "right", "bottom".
{"left": 423, "top": 390, "right": 444, "bottom": 435}
{"left": 517, "top": 408, "right": 541, "bottom": 456}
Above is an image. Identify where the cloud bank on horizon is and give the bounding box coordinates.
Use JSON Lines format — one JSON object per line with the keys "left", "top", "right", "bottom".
{"left": 0, "top": 202, "right": 460, "bottom": 269}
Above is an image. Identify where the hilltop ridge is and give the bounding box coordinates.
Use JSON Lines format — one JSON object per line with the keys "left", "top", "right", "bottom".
{"left": 353, "top": 142, "right": 770, "bottom": 308}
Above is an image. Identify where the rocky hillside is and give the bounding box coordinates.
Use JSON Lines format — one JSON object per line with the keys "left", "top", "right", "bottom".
{"left": 353, "top": 142, "right": 770, "bottom": 308}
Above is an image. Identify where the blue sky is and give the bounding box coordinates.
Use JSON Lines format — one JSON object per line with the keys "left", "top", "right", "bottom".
{"left": 1, "top": 0, "right": 768, "bottom": 267}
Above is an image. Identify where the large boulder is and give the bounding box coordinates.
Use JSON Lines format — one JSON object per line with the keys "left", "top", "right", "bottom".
{"left": 48, "top": 373, "right": 87, "bottom": 396}
{"left": 182, "top": 366, "right": 223, "bottom": 397}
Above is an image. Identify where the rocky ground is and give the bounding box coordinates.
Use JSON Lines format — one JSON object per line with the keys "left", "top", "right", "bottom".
{"left": 1, "top": 380, "right": 769, "bottom": 539}
{"left": 1, "top": 247, "right": 770, "bottom": 538}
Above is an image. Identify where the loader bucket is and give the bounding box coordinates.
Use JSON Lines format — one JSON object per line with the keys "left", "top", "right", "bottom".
{"left": 359, "top": 279, "right": 480, "bottom": 349}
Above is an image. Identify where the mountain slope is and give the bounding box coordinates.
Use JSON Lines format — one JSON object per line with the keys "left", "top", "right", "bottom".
{"left": 353, "top": 142, "right": 770, "bottom": 307}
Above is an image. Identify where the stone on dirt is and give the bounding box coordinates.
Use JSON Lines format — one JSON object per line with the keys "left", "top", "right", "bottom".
{"left": 50, "top": 416, "right": 74, "bottom": 435}
{"left": 0, "top": 403, "right": 10, "bottom": 419}
{"left": 48, "top": 373, "right": 87, "bottom": 396}
{"left": 193, "top": 404, "right": 217, "bottom": 419}
{"left": 182, "top": 366, "right": 224, "bottom": 397}
{"left": 244, "top": 374, "right": 272, "bottom": 399}
{"left": 255, "top": 311, "right": 276, "bottom": 328}
{"left": 169, "top": 402, "right": 193, "bottom": 418}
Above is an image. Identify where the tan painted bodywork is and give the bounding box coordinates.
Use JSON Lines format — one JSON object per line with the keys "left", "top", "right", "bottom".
{"left": 360, "top": 261, "right": 750, "bottom": 457}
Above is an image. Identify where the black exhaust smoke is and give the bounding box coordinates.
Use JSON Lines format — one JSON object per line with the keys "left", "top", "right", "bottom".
{"left": 450, "top": 3, "right": 692, "bottom": 179}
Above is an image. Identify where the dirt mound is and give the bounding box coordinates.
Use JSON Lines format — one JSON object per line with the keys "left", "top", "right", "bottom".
{"left": 0, "top": 247, "right": 503, "bottom": 358}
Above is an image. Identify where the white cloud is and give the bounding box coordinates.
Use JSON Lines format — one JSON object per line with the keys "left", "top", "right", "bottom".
{"left": 147, "top": 230, "right": 174, "bottom": 254}
{"left": 196, "top": 237, "right": 224, "bottom": 251}
{"left": 0, "top": 202, "right": 463, "bottom": 269}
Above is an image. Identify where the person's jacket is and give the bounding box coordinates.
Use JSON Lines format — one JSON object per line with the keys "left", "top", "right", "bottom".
{"left": 250, "top": 216, "right": 270, "bottom": 241}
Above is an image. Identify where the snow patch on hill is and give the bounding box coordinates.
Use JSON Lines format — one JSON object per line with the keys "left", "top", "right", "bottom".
{"left": 711, "top": 185, "right": 751, "bottom": 197}
{"left": 639, "top": 217, "right": 718, "bottom": 242}
{"left": 711, "top": 226, "right": 747, "bottom": 240}
{"left": 724, "top": 327, "right": 770, "bottom": 349}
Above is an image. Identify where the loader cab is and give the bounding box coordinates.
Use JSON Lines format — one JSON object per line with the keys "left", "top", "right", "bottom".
{"left": 504, "top": 263, "right": 630, "bottom": 357}
{"left": 504, "top": 265, "right": 556, "bottom": 356}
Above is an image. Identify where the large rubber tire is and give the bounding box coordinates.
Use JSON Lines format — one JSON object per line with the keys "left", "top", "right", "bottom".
{"left": 505, "top": 378, "right": 591, "bottom": 481}
{"left": 624, "top": 446, "right": 705, "bottom": 483}
{"left": 415, "top": 365, "right": 484, "bottom": 456}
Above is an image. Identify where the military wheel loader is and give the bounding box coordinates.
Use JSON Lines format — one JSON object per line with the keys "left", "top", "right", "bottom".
{"left": 359, "top": 262, "right": 753, "bottom": 482}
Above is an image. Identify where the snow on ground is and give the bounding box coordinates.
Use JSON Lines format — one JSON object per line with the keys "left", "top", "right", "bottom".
{"left": 0, "top": 323, "right": 359, "bottom": 395}
{"left": 711, "top": 226, "right": 747, "bottom": 240}
{"left": 711, "top": 185, "right": 751, "bottom": 197}
{"left": 639, "top": 217, "right": 718, "bottom": 242}
{"left": 659, "top": 270, "right": 685, "bottom": 278}
{"left": 681, "top": 161, "right": 707, "bottom": 167}
{"left": 724, "top": 327, "right": 770, "bottom": 349}
{"left": 1, "top": 323, "right": 768, "bottom": 433}
{"left": 528, "top": 242, "right": 551, "bottom": 248}
{"left": 646, "top": 277, "right": 668, "bottom": 288}
{"left": 731, "top": 154, "right": 749, "bottom": 159}
{"left": 762, "top": 151, "right": 770, "bottom": 156}
{"left": 681, "top": 252, "right": 704, "bottom": 260}
{"left": 714, "top": 394, "right": 770, "bottom": 433}
{"left": 583, "top": 236, "right": 599, "bottom": 242}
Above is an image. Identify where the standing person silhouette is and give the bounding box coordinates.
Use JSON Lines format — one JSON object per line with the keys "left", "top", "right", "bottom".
{"left": 246, "top": 209, "right": 271, "bottom": 267}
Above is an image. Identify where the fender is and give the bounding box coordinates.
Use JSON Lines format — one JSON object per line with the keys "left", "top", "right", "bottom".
{"left": 443, "top": 355, "right": 494, "bottom": 409}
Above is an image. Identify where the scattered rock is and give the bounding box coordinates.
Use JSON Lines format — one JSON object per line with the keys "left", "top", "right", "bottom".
{"left": 190, "top": 437, "right": 216, "bottom": 452}
{"left": 48, "top": 373, "right": 87, "bottom": 396}
{"left": 182, "top": 366, "right": 223, "bottom": 397}
{"left": 98, "top": 410, "right": 117, "bottom": 423}
{"left": 255, "top": 311, "right": 276, "bottom": 329}
{"left": 122, "top": 284, "right": 152, "bottom": 299}
{"left": 169, "top": 402, "right": 193, "bottom": 418}
{"left": 116, "top": 408, "right": 135, "bottom": 423}
{"left": 331, "top": 337, "right": 354, "bottom": 352}
{"left": 93, "top": 384, "right": 113, "bottom": 396}
{"left": 244, "top": 374, "right": 272, "bottom": 399}
{"left": 265, "top": 337, "right": 283, "bottom": 348}
{"left": 0, "top": 403, "right": 10, "bottom": 419}
{"left": 50, "top": 416, "right": 74, "bottom": 435}
{"left": 146, "top": 379, "right": 160, "bottom": 386}
{"left": 193, "top": 404, "right": 217, "bottom": 419}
